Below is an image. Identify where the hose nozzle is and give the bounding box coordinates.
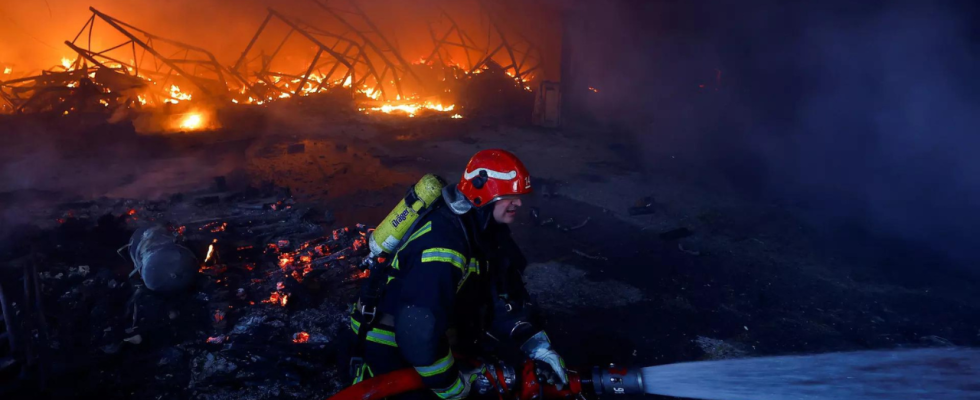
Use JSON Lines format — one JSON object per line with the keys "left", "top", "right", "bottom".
{"left": 583, "top": 364, "right": 645, "bottom": 396}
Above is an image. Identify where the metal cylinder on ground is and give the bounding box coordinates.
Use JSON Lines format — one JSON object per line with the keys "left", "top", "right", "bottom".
{"left": 128, "top": 225, "right": 197, "bottom": 292}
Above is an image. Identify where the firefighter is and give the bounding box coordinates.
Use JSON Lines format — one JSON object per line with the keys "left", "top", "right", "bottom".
{"left": 348, "top": 149, "right": 567, "bottom": 399}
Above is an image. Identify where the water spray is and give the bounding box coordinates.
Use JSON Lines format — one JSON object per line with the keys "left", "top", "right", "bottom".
{"left": 330, "top": 348, "right": 980, "bottom": 400}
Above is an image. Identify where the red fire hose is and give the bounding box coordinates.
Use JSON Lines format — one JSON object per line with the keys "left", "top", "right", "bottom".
{"left": 329, "top": 368, "right": 426, "bottom": 400}
{"left": 327, "top": 360, "right": 644, "bottom": 400}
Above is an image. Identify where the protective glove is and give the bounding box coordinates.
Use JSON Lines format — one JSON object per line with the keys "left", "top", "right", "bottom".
{"left": 433, "top": 363, "right": 486, "bottom": 400}
{"left": 520, "top": 331, "right": 568, "bottom": 385}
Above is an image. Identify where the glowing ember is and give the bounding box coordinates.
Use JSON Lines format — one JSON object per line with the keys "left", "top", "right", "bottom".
{"left": 351, "top": 269, "right": 370, "bottom": 280}
{"left": 2, "top": 67, "right": 11, "bottom": 75}
{"left": 293, "top": 332, "right": 310, "bottom": 343}
{"left": 206, "top": 336, "right": 226, "bottom": 344}
{"left": 210, "top": 222, "right": 228, "bottom": 233}
{"left": 137, "top": 95, "right": 147, "bottom": 106}
{"left": 213, "top": 310, "right": 225, "bottom": 323}
{"left": 279, "top": 254, "right": 294, "bottom": 269}
{"left": 205, "top": 242, "right": 216, "bottom": 263}
{"left": 263, "top": 292, "right": 289, "bottom": 307}
{"left": 588, "top": 87, "right": 599, "bottom": 93}
{"left": 451, "top": 114, "right": 463, "bottom": 119}
{"left": 178, "top": 113, "right": 205, "bottom": 131}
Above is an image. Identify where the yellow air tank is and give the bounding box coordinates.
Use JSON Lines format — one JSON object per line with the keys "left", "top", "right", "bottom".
{"left": 368, "top": 174, "right": 446, "bottom": 257}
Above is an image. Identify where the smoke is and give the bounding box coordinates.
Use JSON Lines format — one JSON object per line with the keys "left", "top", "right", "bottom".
{"left": 764, "top": 2, "right": 980, "bottom": 259}
{"left": 565, "top": 1, "right": 980, "bottom": 267}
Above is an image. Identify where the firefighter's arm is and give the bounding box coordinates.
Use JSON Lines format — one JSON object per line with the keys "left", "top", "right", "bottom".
{"left": 487, "top": 227, "right": 541, "bottom": 346}
{"left": 395, "top": 246, "right": 470, "bottom": 400}
{"left": 488, "top": 228, "right": 568, "bottom": 385}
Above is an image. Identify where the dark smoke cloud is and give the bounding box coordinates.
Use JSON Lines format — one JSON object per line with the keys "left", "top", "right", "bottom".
{"left": 565, "top": 0, "right": 980, "bottom": 267}
{"left": 767, "top": 2, "right": 980, "bottom": 257}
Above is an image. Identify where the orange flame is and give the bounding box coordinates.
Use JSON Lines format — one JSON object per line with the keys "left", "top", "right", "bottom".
{"left": 362, "top": 102, "right": 455, "bottom": 117}
{"left": 177, "top": 112, "right": 206, "bottom": 131}
{"left": 293, "top": 332, "right": 310, "bottom": 343}
{"left": 165, "top": 84, "right": 192, "bottom": 104}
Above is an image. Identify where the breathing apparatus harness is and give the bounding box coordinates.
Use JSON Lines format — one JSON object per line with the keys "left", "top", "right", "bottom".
{"left": 348, "top": 174, "right": 467, "bottom": 377}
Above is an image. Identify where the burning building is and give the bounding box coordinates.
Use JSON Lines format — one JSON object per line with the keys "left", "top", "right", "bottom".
{"left": 0, "top": 0, "right": 562, "bottom": 129}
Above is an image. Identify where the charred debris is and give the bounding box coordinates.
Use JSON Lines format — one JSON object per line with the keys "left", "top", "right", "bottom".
{"left": 0, "top": 179, "right": 380, "bottom": 398}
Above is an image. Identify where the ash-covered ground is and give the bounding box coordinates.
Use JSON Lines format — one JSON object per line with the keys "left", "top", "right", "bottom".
{"left": 1, "top": 104, "right": 979, "bottom": 399}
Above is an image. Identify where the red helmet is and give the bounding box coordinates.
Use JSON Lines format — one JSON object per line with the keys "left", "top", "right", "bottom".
{"left": 458, "top": 149, "right": 532, "bottom": 207}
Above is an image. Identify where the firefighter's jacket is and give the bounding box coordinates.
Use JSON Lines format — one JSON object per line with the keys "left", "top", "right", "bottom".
{"left": 353, "top": 186, "right": 540, "bottom": 398}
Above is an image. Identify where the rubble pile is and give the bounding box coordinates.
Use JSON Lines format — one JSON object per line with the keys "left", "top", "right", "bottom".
{"left": 0, "top": 182, "right": 375, "bottom": 399}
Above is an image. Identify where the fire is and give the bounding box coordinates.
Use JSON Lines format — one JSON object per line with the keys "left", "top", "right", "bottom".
{"left": 362, "top": 87, "right": 382, "bottom": 100}
{"left": 213, "top": 310, "right": 225, "bottom": 323}
{"left": 2, "top": 67, "right": 11, "bottom": 75}
{"left": 263, "top": 292, "right": 289, "bottom": 307}
{"left": 451, "top": 114, "right": 463, "bottom": 119}
{"left": 166, "top": 84, "right": 192, "bottom": 104}
{"left": 205, "top": 243, "right": 215, "bottom": 263}
{"left": 293, "top": 332, "right": 310, "bottom": 343}
{"left": 178, "top": 112, "right": 205, "bottom": 131}
{"left": 206, "top": 336, "right": 226, "bottom": 344}
{"left": 137, "top": 95, "right": 147, "bottom": 106}
{"left": 588, "top": 87, "right": 599, "bottom": 93}
{"left": 367, "top": 102, "right": 455, "bottom": 117}
{"left": 61, "top": 57, "right": 73, "bottom": 70}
